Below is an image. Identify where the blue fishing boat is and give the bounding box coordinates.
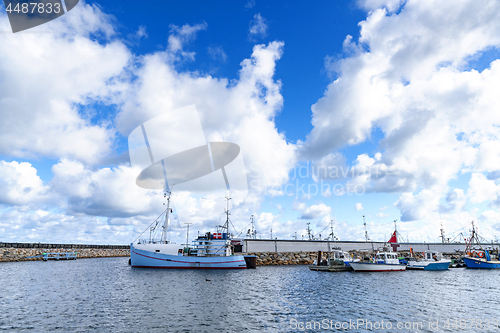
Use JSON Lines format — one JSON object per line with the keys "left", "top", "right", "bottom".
{"left": 463, "top": 221, "right": 500, "bottom": 269}
{"left": 406, "top": 251, "right": 451, "bottom": 270}
{"left": 463, "top": 251, "right": 500, "bottom": 269}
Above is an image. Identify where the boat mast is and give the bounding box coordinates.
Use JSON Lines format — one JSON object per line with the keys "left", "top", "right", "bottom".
{"left": 162, "top": 189, "right": 172, "bottom": 244}
{"left": 440, "top": 223, "right": 446, "bottom": 243}
{"left": 224, "top": 194, "right": 231, "bottom": 236}
{"left": 250, "top": 214, "right": 256, "bottom": 239}
{"left": 185, "top": 222, "right": 192, "bottom": 246}
{"left": 363, "top": 215, "right": 369, "bottom": 242}
{"left": 394, "top": 219, "right": 398, "bottom": 242}
{"left": 329, "top": 219, "right": 336, "bottom": 241}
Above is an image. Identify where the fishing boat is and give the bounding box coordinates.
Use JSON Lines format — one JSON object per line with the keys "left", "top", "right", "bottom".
{"left": 130, "top": 191, "right": 247, "bottom": 269}
{"left": 406, "top": 251, "right": 451, "bottom": 270}
{"left": 349, "top": 251, "right": 406, "bottom": 272}
{"left": 463, "top": 251, "right": 500, "bottom": 269}
{"left": 309, "top": 250, "right": 353, "bottom": 272}
{"left": 463, "top": 221, "right": 500, "bottom": 269}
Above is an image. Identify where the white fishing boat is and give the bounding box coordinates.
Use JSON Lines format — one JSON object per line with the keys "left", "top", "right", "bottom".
{"left": 130, "top": 191, "right": 247, "bottom": 269}
{"left": 406, "top": 251, "right": 451, "bottom": 270}
{"left": 349, "top": 251, "right": 406, "bottom": 272}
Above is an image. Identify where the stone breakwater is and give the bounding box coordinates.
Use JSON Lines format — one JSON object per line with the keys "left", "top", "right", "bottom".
{"left": 247, "top": 252, "right": 318, "bottom": 266}
{"left": 0, "top": 247, "right": 130, "bottom": 262}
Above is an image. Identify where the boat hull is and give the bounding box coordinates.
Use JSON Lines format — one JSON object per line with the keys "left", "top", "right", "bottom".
{"left": 350, "top": 262, "right": 406, "bottom": 272}
{"left": 309, "top": 265, "right": 353, "bottom": 272}
{"left": 130, "top": 245, "right": 247, "bottom": 269}
{"left": 407, "top": 260, "right": 451, "bottom": 271}
{"left": 463, "top": 257, "right": 500, "bottom": 269}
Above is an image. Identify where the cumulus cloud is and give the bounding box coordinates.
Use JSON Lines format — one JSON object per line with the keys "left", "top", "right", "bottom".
{"left": 50, "top": 159, "right": 161, "bottom": 217}
{"left": 468, "top": 173, "right": 500, "bottom": 206}
{"left": 299, "top": 0, "right": 500, "bottom": 222}
{"left": 248, "top": 13, "right": 268, "bottom": 40}
{"left": 0, "top": 4, "right": 130, "bottom": 165}
{"left": 0, "top": 161, "right": 50, "bottom": 206}
{"left": 439, "top": 188, "right": 466, "bottom": 213}
{"left": 0, "top": 2, "right": 296, "bottom": 243}
{"left": 355, "top": 203, "right": 364, "bottom": 211}
{"left": 167, "top": 22, "right": 207, "bottom": 60}
{"left": 293, "top": 201, "right": 331, "bottom": 220}
{"left": 116, "top": 40, "right": 294, "bottom": 206}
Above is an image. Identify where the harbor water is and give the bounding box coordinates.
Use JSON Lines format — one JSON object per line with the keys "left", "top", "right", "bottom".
{"left": 1, "top": 257, "right": 500, "bottom": 332}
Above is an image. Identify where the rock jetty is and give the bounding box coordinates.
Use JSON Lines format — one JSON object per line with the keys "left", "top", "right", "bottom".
{"left": 246, "top": 252, "right": 318, "bottom": 266}
{"left": 0, "top": 247, "right": 130, "bottom": 262}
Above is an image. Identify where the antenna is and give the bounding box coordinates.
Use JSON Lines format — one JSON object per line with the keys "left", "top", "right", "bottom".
{"left": 306, "top": 222, "right": 312, "bottom": 240}
{"left": 185, "top": 222, "right": 193, "bottom": 246}
{"left": 363, "top": 215, "right": 369, "bottom": 242}
{"left": 440, "top": 223, "right": 446, "bottom": 243}
{"left": 250, "top": 214, "right": 256, "bottom": 239}
{"left": 393, "top": 219, "right": 398, "bottom": 242}
{"left": 224, "top": 194, "right": 231, "bottom": 234}
{"left": 329, "top": 219, "right": 336, "bottom": 241}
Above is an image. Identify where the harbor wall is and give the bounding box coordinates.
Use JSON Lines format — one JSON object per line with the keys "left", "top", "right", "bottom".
{"left": 242, "top": 239, "right": 500, "bottom": 253}
{"left": 0, "top": 243, "right": 130, "bottom": 262}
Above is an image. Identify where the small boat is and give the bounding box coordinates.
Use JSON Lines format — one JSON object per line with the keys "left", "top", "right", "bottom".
{"left": 130, "top": 191, "right": 247, "bottom": 269}
{"left": 462, "top": 221, "right": 500, "bottom": 269}
{"left": 309, "top": 250, "right": 353, "bottom": 272}
{"left": 463, "top": 250, "right": 500, "bottom": 269}
{"left": 349, "top": 251, "right": 406, "bottom": 272}
{"left": 406, "top": 251, "right": 451, "bottom": 270}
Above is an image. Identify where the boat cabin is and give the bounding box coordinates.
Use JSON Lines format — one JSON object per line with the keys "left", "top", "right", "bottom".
{"left": 375, "top": 252, "right": 400, "bottom": 264}
{"left": 423, "top": 251, "right": 442, "bottom": 261}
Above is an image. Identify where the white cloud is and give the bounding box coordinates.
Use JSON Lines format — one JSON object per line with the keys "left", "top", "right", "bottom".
{"left": 0, "top": 4, "right": 130, "bottom": 165}
{"left": 245, "top": 0, "right": 256, "bottom": 9}
{"left": 293, "top": 201, "right": 331, "bottom": 220}
{"left": 468, "top": 173, "right": 500, "bottom": 205}
{"left": 249, "top": 13, "right": 268, "bottom": 40}
{"left": 50, "top": 159, "right": 161, "bottom": 217}
{"left": 167, "top": 22, "right": 207, "bottom": 60}
{"left": 0, "top": 161, "right": 49, "bottom": 206}
{"left": 358, "top": 0, "right": 405, "bottom": 12}
{"left": 117, "top": 40, "right": 294, "bottom": 206}
{"left": 207, "top": 46, "right": 227, "bottom": 62}
{"left": 438, "top": 188, "right": 466, "bottom": 213}
{"left": 135, "top": 25, "right": 148, "bottom": 39}
{"left": 299, "top": 0, "right": 500, "bottom": 223}
{"left": 355, "top": 202, "right": 364, "bottom": 211}
{"left": 0, "top": 5, "right": 296, "bottom": 244}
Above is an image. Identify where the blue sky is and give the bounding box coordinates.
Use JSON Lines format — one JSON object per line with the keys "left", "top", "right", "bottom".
{"left": 1, "top": 0, "right": 500, "bottom": 245}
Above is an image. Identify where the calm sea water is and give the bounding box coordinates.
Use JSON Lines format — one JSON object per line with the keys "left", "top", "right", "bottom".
{"left": 1, "top": 257, "right": 499, "bottom": 332}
